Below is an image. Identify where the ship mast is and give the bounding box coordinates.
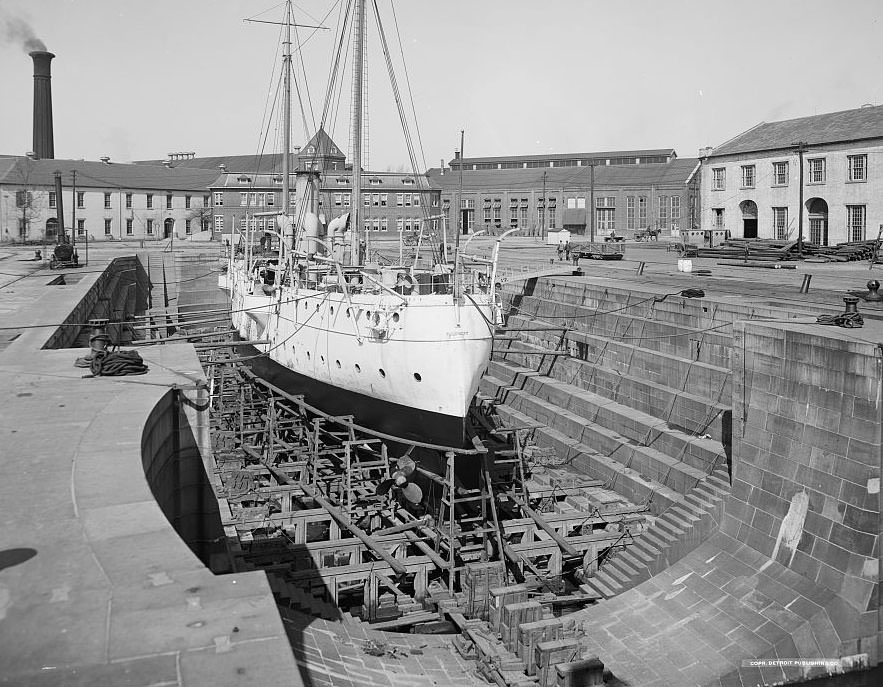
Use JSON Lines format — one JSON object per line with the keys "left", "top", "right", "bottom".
{"left": 281, "top": 1, "right": 293, "bottom": 252}
{"left": 350, "top": 0, "right": 365, "bottom": 264}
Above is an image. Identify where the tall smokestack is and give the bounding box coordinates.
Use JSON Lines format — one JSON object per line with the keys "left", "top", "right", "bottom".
{"left": 30, "top": 50, "right": 55, "bottom": 159}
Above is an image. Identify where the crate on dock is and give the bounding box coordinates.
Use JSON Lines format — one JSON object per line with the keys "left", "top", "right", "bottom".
{"left": 489, "top": 583, "right": 531, "bottom": 633}
{"left": 534, "top": 638, "right": 581, "bottom": 687}
{"left": 500, "top": 600, "right": 544, "bottom": 652}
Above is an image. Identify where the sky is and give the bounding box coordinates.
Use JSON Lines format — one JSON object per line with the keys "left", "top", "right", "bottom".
{"left": 1, "top": 0, "right": 882, "bottom": 171}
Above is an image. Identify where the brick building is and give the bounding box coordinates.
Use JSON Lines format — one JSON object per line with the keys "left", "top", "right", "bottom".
{"left": 426, "top": 149, "right": 700, "bottom": 240}
{"left": 0, "top": 155, "right": 217, "bottom": 244}
{"left": 700, "top": 104, "right": 883, "bottom": 245}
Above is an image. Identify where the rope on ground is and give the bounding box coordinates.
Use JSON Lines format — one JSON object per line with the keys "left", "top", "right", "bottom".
{"left": 75, "top": 348, "right": 149, "bottom": 376}
{"left": 816, "top": 312, "right": 863, "bottom": 328}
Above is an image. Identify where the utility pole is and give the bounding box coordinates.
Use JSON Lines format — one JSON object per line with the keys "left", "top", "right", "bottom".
{"left": 457, "top": 129, "right": 464, "bottom": 243}
{"left": 71, "top": 170, "right": 77, "bottom": 247}
{"left": 795, "top": 141, "right": 807, "bottom": 258}
{"left": 541, "top": 171, "right": 547, "bottom": 238}
{"left": 589, "top": 163, "right": 595, "bottom": 242}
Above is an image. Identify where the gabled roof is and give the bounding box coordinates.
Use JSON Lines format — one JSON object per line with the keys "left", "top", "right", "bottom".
{"left": 298, "top": 128, "right": 345, "bottom": 160}
{"left": 453, "top": 148, "right": 676, "bottom": 166}
{"left": 0, "top": 156, "right": 221, "bottom": 190}
{"left": 134, "top": 153, "right": 289, "bottom": 174}
{"left": 426, "top": 158, "right": 698, "bottom": 192}
{"left": 710, "top": 105, "right": 883, "bottom": 157}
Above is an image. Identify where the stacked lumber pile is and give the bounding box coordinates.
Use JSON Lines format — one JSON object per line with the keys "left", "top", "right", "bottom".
{"left": 696, "top": 238, "right": 880, "bottom": 263}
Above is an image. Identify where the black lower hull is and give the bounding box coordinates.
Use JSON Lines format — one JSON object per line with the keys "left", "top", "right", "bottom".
{"left": 240, "top": 345, "right": 469, "bottom": 448}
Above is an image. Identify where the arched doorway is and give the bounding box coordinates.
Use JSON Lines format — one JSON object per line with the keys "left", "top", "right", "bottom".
{"left": 163, "top": 218, "right": 175, "bottom": 239}
{"left": 45, "top": 218, "right": 59, "bottom": 240}
{"left": 806, "top": 198, "right": 828, "bottom": 246}
{"left": 740, "top": 200, "right": 758, "bottom": 238}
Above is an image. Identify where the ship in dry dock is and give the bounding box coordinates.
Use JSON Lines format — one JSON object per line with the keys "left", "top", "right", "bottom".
{"left": 221, "top": 0, "right": 500, "bottom": 447}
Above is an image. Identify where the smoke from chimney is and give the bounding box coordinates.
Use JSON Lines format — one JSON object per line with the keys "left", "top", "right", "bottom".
{"left": 30, "top": 50, "right": 55, "bottom": 159}
{"left": 0, "top": 7, "right": 46, "bottom": 52}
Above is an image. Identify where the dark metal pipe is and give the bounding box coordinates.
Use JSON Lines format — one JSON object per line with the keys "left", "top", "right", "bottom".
{"left": 53, "top": 170, "right": 65, "bottom": 243}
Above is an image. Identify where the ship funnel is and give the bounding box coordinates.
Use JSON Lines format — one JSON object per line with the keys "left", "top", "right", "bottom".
{"left": 30, "top": 50, "right": 56, "bottom": 159}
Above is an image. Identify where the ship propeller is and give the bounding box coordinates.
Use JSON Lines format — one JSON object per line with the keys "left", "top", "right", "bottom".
{"left": 376, "top": 455, "right": 423, "bottom": 504}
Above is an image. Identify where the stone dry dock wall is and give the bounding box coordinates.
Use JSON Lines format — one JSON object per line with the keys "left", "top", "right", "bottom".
{"left": 492, "top": 276, "right": 881, "bottom": 685}
{"left": 722, "top": 319, "right": 882, "bottom": 675}
{"left": 41, "top": 255, "right": 149, "bottom": 349}
{"left": 141, "top": 385, "right": 229, "bottom": 573}
{"left": 485, "top": 277, "right": 818, "bottom": 600}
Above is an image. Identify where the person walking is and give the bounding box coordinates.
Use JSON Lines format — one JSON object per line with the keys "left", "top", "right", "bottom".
{"left": 557, "top": 242, "right": 564, "bottom": 261}
{"left": 564, "top": 240, "right": 572, "bottom": 261}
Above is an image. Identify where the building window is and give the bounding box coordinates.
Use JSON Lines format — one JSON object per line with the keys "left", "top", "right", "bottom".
{"left": 126, "top": 219, "right": 133, "bottom": 235}
{"left": 521, "top": 206, "right": 528, "bottom": 225}
{"left": 638, "top": 196, "right": 647, "bottom": 226}
{"left": 713, "top": 208, "right": 725, "bottom": 229}
{"left": 596, "top": 208, "right": 615, "bottom": 232}
{"left": 658, "top": 196, "right": 668, "bottom": 227}
{"left": 166, "top": 194, "right": 173, "bottom": 209}
{"left": 626, "top": 196, "right": 635, "bottom": 230}
{"left": 381, "top": 218, "right": 388, "bottom": 231}
{"left": 214, "top": 215, "right": 224, "bottom": 231}
{"left": 413, "top": 194, "right": 420, "bottom": 207}
{"left": 146, "top": 219, "right": 154, "bottom": 235}
{"left": 772, "top": 207, "right": 788, "bottom": 239}
{"left": 847, "top": 205, "right": 866, "bottom": 241}
{"left": 595, "top": 196, "right": 615, "bottom": 208}
{"left": 104, "top": 192, "right": 111, "bottom": 209}
{"left": 104, "top": 219, "right": 112, "bottom": 235}
{"left": 267, "top": 193, "right": 274, "bottom": 206}
{"left": 288, "top": 191, "right": 297, "bottom": 207}
{"left": 483, "top": 205, "right": 492, "bottom": 223}
{"left": 126, "top": 193, "right": 133, "bottom": 209}
{"left": 807, "top": 158, "right": 825, "bottom": 184}
{"left": 77, "top": 191, "right": 85, "bottom": 208}
{"left": 185, "top": 195, "right": 191, "bottom": 209}
{"left": 49, "top": 191, "right": 56, "bottom": 208}
{"left": 548, "top": 206, "right": 556, "bottom": 229}
{"left": 772, "top": 161, "right": 789, "bottom": 186}
{"left": 381, "top": 193, "right": 388, "bottom": 207}
{"left": 712, "top": 167, "right": 726, "bottom": 190}
{"left": 334, "top": 193, "right": 342, "bottom": 206}
{"left": 396, "top": 193, "right": 403, "bottom": 207}
{"left": 213, "top": 192, "right": 223, "bottom": 206}
{"left": 848, "top": 155, "right": 867, "bottom": 182}
{"left": 671, "top": 196, "right": 681, "bottom": 221}
{"left": 203, "top": 194, "right": 211, "bottom": 206}
{"left": 77, "top": 219, "right": 85, "bottom": 237}
{"left": 185, "top": 219, "right": 192, "bottom": 235}
{"left": 741, "top": 165, "right": 755, "bottom": 188}
{"left": 371, "top": 193, "right": 380, "bottom": 206}
{"left": 146, "top": 193, "right": 153, "bottom": 209}
{"left": 240, "top": 192, "right": 248, "bottom": 206}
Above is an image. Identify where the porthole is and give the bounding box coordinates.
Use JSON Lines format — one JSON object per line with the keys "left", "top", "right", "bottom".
{"left": 335, "top": 360, "right": 341, "bottom": 368}
{"left": 414, "top": 373, "right": 422, "bottom": 382}
{"left": 379, "top": 369, "right": 386, "bottom": 378}
{"left": 355, "top": 364, "right": 361, "bottom": 373}
{"left": 392, "top": 313, "right": 400, "bottom": 323}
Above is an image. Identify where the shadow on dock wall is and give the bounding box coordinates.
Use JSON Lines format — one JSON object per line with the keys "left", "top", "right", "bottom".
{"left": 140, "top": 387, "right": 228, "bottom": 572}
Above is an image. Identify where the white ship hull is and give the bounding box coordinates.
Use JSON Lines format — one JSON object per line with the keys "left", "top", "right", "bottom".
{"left": 223, "top": 262, "right": 494, "bottom": 442}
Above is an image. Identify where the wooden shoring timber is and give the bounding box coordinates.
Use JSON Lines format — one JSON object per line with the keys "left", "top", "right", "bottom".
{"left": 507, "top": 491, "right": 579, "bottom": 557}
{"left": 270, "top": 556, "right": 435, "bottom": 585}
{"left": 501, "top": 507, "right": 648, "bottom": 540}
{"left": 299, "top": 483, "right": 407, "bottom": 576}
